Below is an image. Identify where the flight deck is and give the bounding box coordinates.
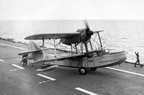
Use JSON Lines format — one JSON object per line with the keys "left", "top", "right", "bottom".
{"left": 0, "top": 39, "right": 144, "bottom": 95}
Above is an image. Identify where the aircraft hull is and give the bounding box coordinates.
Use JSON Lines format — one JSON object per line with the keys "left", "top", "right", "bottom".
{"left": 50, "top": 51, "right": 127, "bottom": 69}
{"left": 85, "top": 51, "right": 127, "bottom": 68}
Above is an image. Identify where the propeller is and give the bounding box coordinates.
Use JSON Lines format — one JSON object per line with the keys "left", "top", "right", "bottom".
{"left": 83, "top": 21, "right": 104, "bottom": 42}
{"left": 79, "top": 21, "right": 104, "bottom": 54}
{"left": 84, "top": 21, "right": 93, "bottom": 39}
{"left": 79, "top": 21, "right": 93, "bottom": 43}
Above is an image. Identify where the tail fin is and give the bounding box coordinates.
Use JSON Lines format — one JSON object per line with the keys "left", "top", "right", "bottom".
{"left": 28, "top": 41, "right": 41, "bottom": 50}
{"left": 27, "top": 41, "right": 43, "bottom": 61}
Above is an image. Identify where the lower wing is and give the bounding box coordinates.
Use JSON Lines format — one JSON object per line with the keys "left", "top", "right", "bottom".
{"left": 32, "top": 54, "right": 85, "bottom": 64}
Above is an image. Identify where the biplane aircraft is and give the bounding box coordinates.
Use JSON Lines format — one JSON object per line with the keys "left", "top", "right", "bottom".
{"left": 18, "top": 22, "right": 127, "bottom": 75}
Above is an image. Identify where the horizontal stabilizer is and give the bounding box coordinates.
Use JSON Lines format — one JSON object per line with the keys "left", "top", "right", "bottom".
{"left": 18, "top": 49, "right": 41, "bottom": 55}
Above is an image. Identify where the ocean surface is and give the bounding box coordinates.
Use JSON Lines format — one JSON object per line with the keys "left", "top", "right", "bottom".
{"left": 0, "top": 20, "right": 144, "bottom": 63}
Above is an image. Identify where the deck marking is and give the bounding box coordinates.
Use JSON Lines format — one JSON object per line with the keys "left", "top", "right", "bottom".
{"left": 38, "top": 80, "right": 51, "bottom": 84}
{"left": 12, "top": 64, "right": 25, "bottom": 69}
{"left": 0, "top": 59, "right": 4, "bottom": 62}
{"left": 106, "top": 67, "right": 144, "bottom": 77}
{"left": 37, "top": 73, "right": 56, "bottom": 82}
{"left": 0, "top": 43, "right": 27, "bottom": 50}
{"left": 75, "top": 87, "right": 98, "bottom": 95}
{"left": 10, "top": 69, "right": 21, "bottom": 71}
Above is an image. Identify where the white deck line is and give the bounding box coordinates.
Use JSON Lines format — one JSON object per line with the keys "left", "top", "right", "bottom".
{"left": 37, "top": 73, "right": 56, "bottom": 81}
{"left": 0, "top": 59, "right": 4, "bottom": 62}
{"left": 12, "top": 64, "right": 25, "bottom": 69}
{"left": 106, "top": 67, "right": 144, "bottom": 77}
{"left": 75, "top": 87, "right": 98, "bottom": 95}
{"left": 0, "top": 43, "right": 27, "bottom": 50}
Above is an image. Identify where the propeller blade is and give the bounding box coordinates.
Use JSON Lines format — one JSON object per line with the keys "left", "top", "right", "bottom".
{"left": 84, "top": 21, "right": 93, "bottom": 38}
{"left": 84, "top": 21, "right": 90, "bottom": 31}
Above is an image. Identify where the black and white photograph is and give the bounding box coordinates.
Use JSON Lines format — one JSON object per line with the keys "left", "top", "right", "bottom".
{"left": 0, "top": 0, "right": 144, "bottom": 95}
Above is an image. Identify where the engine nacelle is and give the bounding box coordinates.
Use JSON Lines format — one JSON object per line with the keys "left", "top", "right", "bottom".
{"left": 60, "top": 39, "right": 71, "bottom": 46}
{"left": 60, "top": 28, "right": 93, "bottom": 45}
{"left": 77, "top": 28, "right": 89, "bottom": 42}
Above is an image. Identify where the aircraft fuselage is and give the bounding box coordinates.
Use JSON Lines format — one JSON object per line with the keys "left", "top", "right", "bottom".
{"left": 60, "top": 28, "right": 88, "bottom": 45}
{"left": 60, "top": 36, "right": 81, "bottom": 45}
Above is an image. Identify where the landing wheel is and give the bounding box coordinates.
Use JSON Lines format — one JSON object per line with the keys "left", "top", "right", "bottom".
{"left": 90, "top": 67, "right": 97, "bottom": 71}
{"left": 79, "top": 67, "right": 87, "bottom": 75}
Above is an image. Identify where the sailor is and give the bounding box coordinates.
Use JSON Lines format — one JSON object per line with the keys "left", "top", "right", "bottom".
{"left": 20, "top": 54, "right": 28, "bottom": 66}
{"left": 134, "top": 52, "right": 143, "bottom": 67}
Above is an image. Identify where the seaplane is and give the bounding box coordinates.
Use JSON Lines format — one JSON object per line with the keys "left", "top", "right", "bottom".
{"left": 18, "top": 21, "right": 127, "bottom": 75}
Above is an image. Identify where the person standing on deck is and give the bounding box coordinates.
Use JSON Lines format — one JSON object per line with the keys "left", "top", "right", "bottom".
{"left": 134, "top": 52, "right": 143, "bottom": 67}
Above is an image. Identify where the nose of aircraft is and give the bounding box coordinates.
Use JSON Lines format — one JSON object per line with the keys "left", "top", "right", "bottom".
{"left": 85, "top": 21, "right": 94, "bottom": 39}
{"left": 86, "top": 30, "right": 93, "bottom": 38}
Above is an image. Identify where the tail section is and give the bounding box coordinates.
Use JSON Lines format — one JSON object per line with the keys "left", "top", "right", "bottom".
{"left": 28, "top": 41, "right": 41, "bottom": 50}
{"left": 27, "top": 41, "right": 43, "bottom": 61}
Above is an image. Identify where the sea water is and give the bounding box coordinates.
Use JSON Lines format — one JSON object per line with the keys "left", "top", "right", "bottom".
{"left": 0, "top": 20, "right": 144, "bottom": 63}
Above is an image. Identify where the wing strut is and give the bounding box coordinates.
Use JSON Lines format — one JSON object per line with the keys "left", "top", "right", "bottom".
{"left": 89, "top": 40, "right": 93, "bottom": 50}
{"left": 84, "top": 42, "right": 89, "bottom": 53}
{"left": 42, "top": 38, "right": 45, "bottom": 58}
{"left": 54, "top": 35, "right": 57, "bottom": 57}
{"left": 97, "top": 32, "right": 103, "bottom": 48}
{"left": 75, "top": 44, "right": 78, "bottom": 54}
{"left": 71, "top": 44, "right": 73, "bottom": 55}
{"left": 80, "top": 43, "right": 83, "bottom": 53}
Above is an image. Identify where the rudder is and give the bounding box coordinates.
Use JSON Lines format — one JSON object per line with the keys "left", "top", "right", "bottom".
{"left": 28, "top": 41, "right": 41, "bottom": 50}
{"left": 27, "top": 41, "right": 43, "bottom": 61}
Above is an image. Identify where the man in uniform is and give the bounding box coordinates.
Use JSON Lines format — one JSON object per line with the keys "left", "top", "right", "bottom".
{"left": 134, "top": 52, "right": 143, "bottom": 67}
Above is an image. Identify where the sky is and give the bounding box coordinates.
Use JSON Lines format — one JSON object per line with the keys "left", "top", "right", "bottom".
{"left": 0, "top": 0, "right": 144, "bottom": 20}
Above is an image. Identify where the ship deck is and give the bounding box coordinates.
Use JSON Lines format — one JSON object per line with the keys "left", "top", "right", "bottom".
{"left": 0, "top": 39, "right": 144, "bottom": 95}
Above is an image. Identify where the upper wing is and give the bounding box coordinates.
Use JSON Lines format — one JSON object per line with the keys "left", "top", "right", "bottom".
{"left": 32, "top": 53, "right": 85, "bottom": 63}
{"left": 25, "top": 32, "right": 80, "bottom": 40}
{"left": 18, "top": 49, "right": 41, "bottom": 55}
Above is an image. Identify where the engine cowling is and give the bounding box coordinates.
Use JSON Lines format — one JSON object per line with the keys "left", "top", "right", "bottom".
{"left": 60, "top": 39, "right": 71, "bottom": 46}
{"left": 77, "top": 28, "right": 93, "bottom": 43}
{"left": 61, "top": 21, "right": 94, "bottom": 45}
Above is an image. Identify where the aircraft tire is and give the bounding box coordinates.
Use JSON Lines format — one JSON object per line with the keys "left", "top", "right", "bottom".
{"left": 90, "top": 67, "right": 97, "bottom": 71}
{"left": 79, "top": 67, "right": 87, "bottom": 75}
